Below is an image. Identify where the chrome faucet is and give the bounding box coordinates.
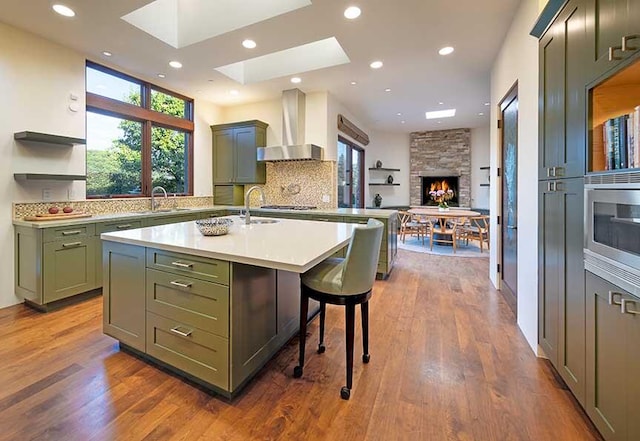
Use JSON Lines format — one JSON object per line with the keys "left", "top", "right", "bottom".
{"left": 151, "top": 186, "right": 168, "bottom": 211}
{"left": 244, "top": 186, "right": 266, "bottom": 225}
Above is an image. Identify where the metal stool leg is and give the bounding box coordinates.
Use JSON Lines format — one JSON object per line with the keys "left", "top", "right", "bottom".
{"left": 293, "top": 289, "right": 309, "bottom": 378}
{"left": 341, "top": 303, "right": 355, "bottom": 400}
{"left": 318, "top": 302, "right": 326, "bottom": 353}
{"left": 361, "top": 301, "right": 370, "bottom": 363}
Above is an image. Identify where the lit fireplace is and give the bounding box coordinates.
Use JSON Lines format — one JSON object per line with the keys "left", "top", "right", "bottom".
{"left": 421, "top": 176, "right": 459, "bottom": 206}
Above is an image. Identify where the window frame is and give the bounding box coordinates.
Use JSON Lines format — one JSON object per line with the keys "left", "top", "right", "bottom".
{"left": 337, "top": 135, "right": 365, "bottom": 208}
{"left": 85, "top": 61, "right": 194, "bottom": 199}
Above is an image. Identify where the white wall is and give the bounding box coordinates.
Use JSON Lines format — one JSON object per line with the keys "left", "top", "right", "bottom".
{"left": 364, "top": 131, "right": 411, "bottom": 208}
{"left": 193, "top": 100, "right": 223, "bottom": 196}
{"left": 471, "top": 126, "right": 491, "bottom": 209}
{"left": 489, "top": 0, "right": 540, "bottom": 353}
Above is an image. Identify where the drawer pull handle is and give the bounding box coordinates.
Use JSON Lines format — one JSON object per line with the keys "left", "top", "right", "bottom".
{"left": 116, "top": 224, "right": 132, "bottom": 229}
{"left": 61, "top": 230, "right": 82, "bottom": 236}
{"left": 170, "top": 280, "right": 192, "bottom": 289}
{"left": 622, "top": 35, "right": 640, "bottom": 52}
{"left": 170, "top": 326, "right": 193, "bottom": 337}
{"left": 171, "top": 261, "right": 193, "bottom": 269}
{"left": 608, "top": 291, "right": 623, "bottom": 306}
{"left": 621, "top": 299, "right": 640, "bottom": 315}
{"left": 609, "top": 46, "right": 623, "bottom": 61}
{"left": 62, "top": 241, "right": 82, "bottom": 248}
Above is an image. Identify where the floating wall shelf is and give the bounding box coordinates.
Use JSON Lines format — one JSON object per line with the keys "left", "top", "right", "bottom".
{"left": 479, "top": 183, "right": 490, "bottom": 187}
{"left": 14, "top": 173, "right": 87, "bottom": 181}
{"left": 369, "top": 183, "right": 400, "bottom": 186}
{"left": 14, "top": 131, "right": 86, "bottom": 146}
{"left": 368, "top": 167, "right": 401, "bottom": 172}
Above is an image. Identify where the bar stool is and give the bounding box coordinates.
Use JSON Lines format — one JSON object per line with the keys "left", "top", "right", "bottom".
{"left": 293, "top": 218, "right": 384, "bottom": 400}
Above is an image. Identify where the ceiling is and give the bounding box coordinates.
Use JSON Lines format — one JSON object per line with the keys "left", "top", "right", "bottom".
{"left": 0, "top": 0, "right": 521, "bottom": 133}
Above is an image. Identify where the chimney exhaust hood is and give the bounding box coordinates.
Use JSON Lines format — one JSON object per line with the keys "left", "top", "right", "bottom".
{"left": 257, "top": 88, "right": 324, "bottom": 161}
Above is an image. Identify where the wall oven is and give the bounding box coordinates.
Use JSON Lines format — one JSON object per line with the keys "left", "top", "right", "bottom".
{"left": 585, "top": 184, "right": 640, "bottom": 296}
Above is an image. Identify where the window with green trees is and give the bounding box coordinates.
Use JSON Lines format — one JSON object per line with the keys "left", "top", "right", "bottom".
{"left": 86, "top": 62, "right": 194, "bottom": 198}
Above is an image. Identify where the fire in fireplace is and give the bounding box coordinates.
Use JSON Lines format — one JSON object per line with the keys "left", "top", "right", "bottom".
{"left": 421, "top": 176, "right": 459, "bottom": 206}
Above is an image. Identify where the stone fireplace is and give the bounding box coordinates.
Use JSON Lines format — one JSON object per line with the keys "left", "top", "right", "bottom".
{"left": 410, "top": 128, "right": 471, "bottom": 207}
{"left": 421, "top": 175, "right": 459, "bottom": 206}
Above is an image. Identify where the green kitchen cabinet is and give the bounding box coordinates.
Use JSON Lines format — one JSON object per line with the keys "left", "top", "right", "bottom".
{"left": 538, "top": 178, "right": 585, "bottom": 405}
{"left": 585, "top": 0, "right": 640, "bottom": 82}
{"left": 103, "top": 241, "right": 146, "bottom": 352}
{"left": 212, "top": 120, "right": 267, "bottom": 185}
{"left": 95, "top": 219, "right": 143, "bottom": 289}
{"left": 538, "top": 0, "right": 588, "bottom": 180}
{"left": 142, "top": 213, "right": 199, "bottom": 227}
{"left": 585, "top": 271, "right": 640, "bottom": 441}
{"left": 14, "top": 224, "right": 98, "bottom": 309}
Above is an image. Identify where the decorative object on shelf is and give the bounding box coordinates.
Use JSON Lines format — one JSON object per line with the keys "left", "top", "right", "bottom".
{"left": 386, "top": 175, "right": 394, "bottom": 184}
{"left": 375, "top": 160, "right": 382, "bottom": 168}
{"left": 373, "top": 193, "right": 382, "bottom": 208}
{"left": 195, "top": 217, "right": 233, "bottom": 236}
{"left": 429, "top": 188, "right": 454, "bottom": 210}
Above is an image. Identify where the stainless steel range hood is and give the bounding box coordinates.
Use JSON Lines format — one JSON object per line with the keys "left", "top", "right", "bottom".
{"left": 257, "top": 89, "right": 324, "bottom": 161}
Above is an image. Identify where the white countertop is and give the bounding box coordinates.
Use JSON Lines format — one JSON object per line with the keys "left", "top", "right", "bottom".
{"left": 101, "top": 216, "right": 357, "bottom": 273}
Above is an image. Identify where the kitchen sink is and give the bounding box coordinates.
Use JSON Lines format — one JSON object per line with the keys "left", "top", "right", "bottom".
{"left": 249, "top": 219, "right": 279, "bottom": 224}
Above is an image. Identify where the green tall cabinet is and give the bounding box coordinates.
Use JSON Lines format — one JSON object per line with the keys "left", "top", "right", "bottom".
{"left": 212, "top": 120, "right": 267, "bottom": 185}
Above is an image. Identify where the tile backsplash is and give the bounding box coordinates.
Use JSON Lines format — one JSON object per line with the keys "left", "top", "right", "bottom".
{"left": 13, "top": 196, "right": 213, "bottom": 219}
{"left": 246, "top": 161, "right": 337, "bottom": 208}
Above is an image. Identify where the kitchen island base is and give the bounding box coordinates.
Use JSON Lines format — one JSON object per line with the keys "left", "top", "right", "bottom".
{"left": 103, "top": 241, "right": 320, "bottom": 397}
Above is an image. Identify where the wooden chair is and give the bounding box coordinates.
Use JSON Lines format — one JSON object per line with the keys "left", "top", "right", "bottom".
{"left": 462, "top": 215, "right": 490, "bottom": 252}
{"left": 398, "top": 211, "right": 425, "bottom": 245}
{"left": 294, "top": 219, "right": 384, "bottom": 400}
{"left": 429, "top": 217, "right": 459, "bottom": 253}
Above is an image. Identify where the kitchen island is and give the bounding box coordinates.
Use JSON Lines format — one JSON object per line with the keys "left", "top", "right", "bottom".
{"left": 101, "top": 216, "right": 357, "bottom": 397}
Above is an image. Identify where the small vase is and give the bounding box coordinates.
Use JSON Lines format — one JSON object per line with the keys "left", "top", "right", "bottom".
{"left": 375, "top": 160, "right": 382, "bottom": 168}
{"left": 387, "top": 175, "right": 394, "bottom": 184}
{"left": 374, "top": 193, "right": 382, "bottom": 208}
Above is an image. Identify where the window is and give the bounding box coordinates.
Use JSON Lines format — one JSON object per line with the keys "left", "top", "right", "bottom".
{"left": 85, "top": 62, "right": 194, "bottom": 198}
{"left": 337, "top": 137, "right": 364, "bottom": 208}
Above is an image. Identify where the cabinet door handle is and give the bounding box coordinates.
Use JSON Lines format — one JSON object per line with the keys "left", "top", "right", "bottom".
{"left": 170, "top": 326, "right": 193, "bottom": 337}
{"left": 116, "top": 224, "right": 132, "bottom": 230}
{"left": 609, "top": 46, "right": 623, "bottom": 61}
{"left": 62, "top": 241, "right": 82, "bottom": 248}
{"left": 608, "top": 291, "right": 623, "bottom": 306}
{"left": 61, "top": 230, "right": 82, "bottom": 236}
{"left": 170, "top": 280, "right": 192, "bottom": 289}
{"left": 547, "top": 181, "right": 557, "bottom": 192}
{"left": 621, "top": 299, "right": 640, "bottom": 315}
{"left": 171, "top": 261, "right": 193, "bottom": 269}
{"left": 622, "top": 35, "right": 640, "bottom": 52}
{"left": 506, "top": 225, "right": 517, "bottom": 230}
{"left": 554, "top": 181, "right": 564, "bottom": 192}
{"left": 554, "top": 166, "right": 564, "bottom": 177}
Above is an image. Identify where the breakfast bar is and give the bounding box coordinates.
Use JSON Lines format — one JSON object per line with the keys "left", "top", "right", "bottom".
{"left": 100, "top": 216, "right": 357, "bottom": 397}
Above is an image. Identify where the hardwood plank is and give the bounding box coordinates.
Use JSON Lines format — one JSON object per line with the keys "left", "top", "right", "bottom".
{"left": 0, "top": 251, "right": 603, "bottom": 441}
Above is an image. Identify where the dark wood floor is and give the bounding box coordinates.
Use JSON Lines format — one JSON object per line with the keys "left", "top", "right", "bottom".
{"left": 0, "top": 250, "right": 602, "bottom": 441}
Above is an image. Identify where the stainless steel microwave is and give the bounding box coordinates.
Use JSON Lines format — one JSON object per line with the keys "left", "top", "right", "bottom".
{"left": 585, "top": 185, "right": 640, "bottom": 294}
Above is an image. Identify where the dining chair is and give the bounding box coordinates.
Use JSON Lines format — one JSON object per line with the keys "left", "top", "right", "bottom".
{"left": 294, "top": 218, "right": 384, "bottom": 400}
{"left": 462, "top": 215, "right": 490, "bottom": 252}
{"left": 398, "top": 211, "right": 425, "bottom": 244}
{"left": 430, "top": 217, "right": 458, "bottom": 253}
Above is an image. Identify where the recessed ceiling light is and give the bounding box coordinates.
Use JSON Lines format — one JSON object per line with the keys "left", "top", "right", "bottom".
{"left": 401, "top": 121, "right": 406, "bottom": 124}
{"left": 426, "top": 109, "right": 456, "bottom": 119}
{"left": 396, "top": 112, "right": 402, "bottom": 116}
{"left": 437, "top": 121, "right": 442, "bottom": 124}
{"left": 344, "top": 6, "right": 361, "bottom": 19}
{"left": 157, "top": 73, "right": 166, "bottom": 78}
{"left": 52, "top": 4, "right": 75, "bottom": 17}
{"left": 290, "top": 77, "right": 302, "bottom": 84}
{"left": 384, "top": 88, "right": 391, "bottom": 92}
{"left": 242, "top": 39, "right": 257, "bottom": 49}
{"left": 169, "top": 61, "right": 182, "bottom": 69}
{"left": 102, "top": 51, "right": 112, "bottom": 57}
{"left": 438, "top": 46, "right": 454, "bottom": 56}
{"left": 478, "top": 112, "right": 484, "bottom": 116}
{"left": 438, "top": 101, "right": 444, "bottom": 105}
{"left": 370, "top": 60, "right": 383, "bottom": 69}
{"left": 350, "top": 81, "right": 357, "bottom": 85}
{"left": 230, "top": 89, "right": 239, "bottom": 96}
{"left": 484, "top": 102, "right": 490, "bottom": 106}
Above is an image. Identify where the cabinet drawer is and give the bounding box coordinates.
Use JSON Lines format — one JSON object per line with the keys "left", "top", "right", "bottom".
{"left": 146, "top": 312, "right": 229, "bottom": 390}
{"left": 146, "top": 269, "right": 229, "bottom": 337}
{"left": 96, "top": 220, "right": 143, "bottom": 235}
{"left": 146, "top": 248, "right": 229, "bottom": 285}
{"left": 44, "top": 224, "right": 95, "bottom": 243}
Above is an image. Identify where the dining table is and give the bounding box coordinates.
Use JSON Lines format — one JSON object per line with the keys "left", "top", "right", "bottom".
{"left": 408, "top": 207, "right": 481, "bottom": 246}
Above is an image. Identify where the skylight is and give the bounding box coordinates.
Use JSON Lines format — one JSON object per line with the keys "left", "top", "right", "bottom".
{"left": 122, "top": 0, "right": 312, "bottom": 49}
{"left": 215, "top": 37, "right": 350, "bottom": 84}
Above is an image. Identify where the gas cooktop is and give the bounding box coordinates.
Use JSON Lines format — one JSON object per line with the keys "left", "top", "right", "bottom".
{"left": 260, "top": 205, "right": 317, "bottom": 210}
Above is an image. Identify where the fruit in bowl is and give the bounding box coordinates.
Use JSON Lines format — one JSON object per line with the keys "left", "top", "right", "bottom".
{"left": 48, "top": 206, "right": 60, "bottom": 214}
{"left": 63, "top": 206, "right": 73, "bottom": 213}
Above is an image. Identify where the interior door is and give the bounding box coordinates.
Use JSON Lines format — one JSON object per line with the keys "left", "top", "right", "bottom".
{"left": 337, "top": 137, "right": 364, "bottom": 208}
{"left": 500, "top": 85, "right": 518, "bottom": 308}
